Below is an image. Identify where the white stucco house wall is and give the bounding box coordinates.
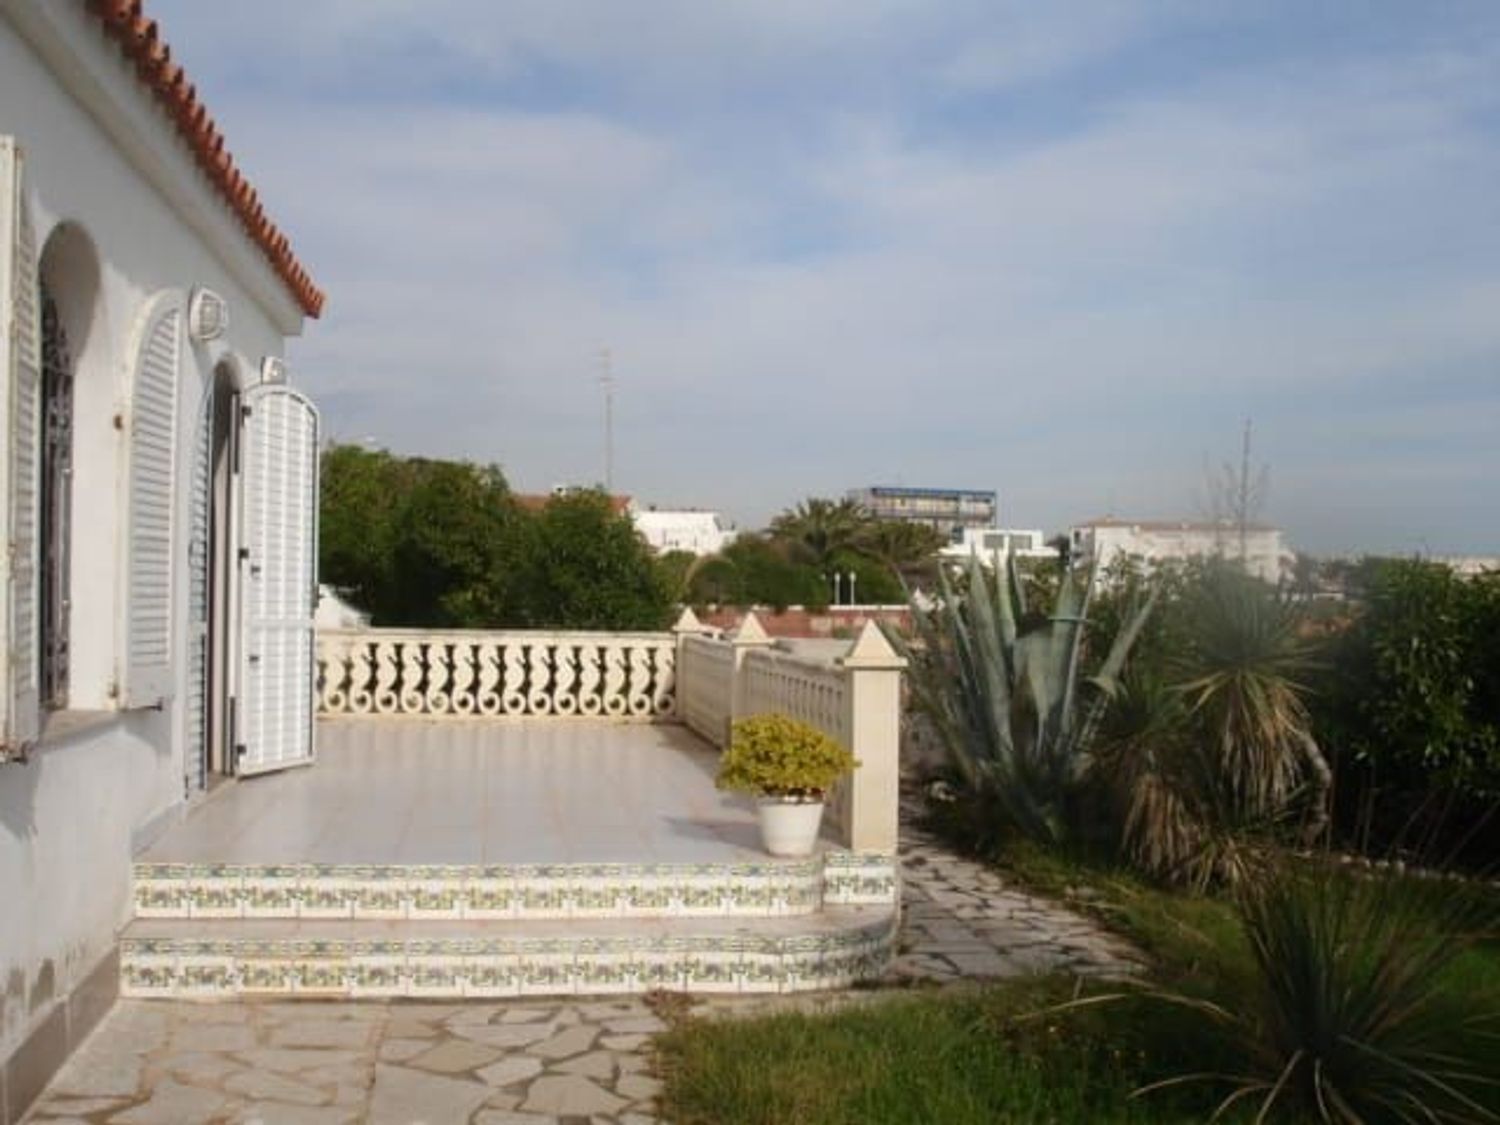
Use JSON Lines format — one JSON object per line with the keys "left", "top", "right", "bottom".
{"left": 0, "top": 3, "right": 322, "bottom": 1117}
{"left": 939, "top": 527, "right": 1058, "bottom": 565}
{"left": 1070, "top": 517, "right": 1290, "bottom": 585}
{"left": 632, "top": 507, "right": 738, "bottom": 556}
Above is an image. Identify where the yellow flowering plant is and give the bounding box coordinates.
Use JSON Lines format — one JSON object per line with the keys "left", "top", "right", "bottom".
{"left": 715, "top": 714, "right": 859, "bottom": 801}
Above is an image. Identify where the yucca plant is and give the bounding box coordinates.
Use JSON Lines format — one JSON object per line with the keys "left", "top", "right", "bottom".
{"left": 1172, "top": 564, "right": 1333, "bottom": 843}
{"left": 1096, "top": 667, "right": 1295, "bottom": 890}
{"left": 902, "top": 553, "right": 1154, "bottom": 847}
{"left": 1129, "top": 861, "right": 1500, "bottom": 1123}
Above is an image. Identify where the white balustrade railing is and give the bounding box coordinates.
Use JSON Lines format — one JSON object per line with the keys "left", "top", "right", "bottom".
{"left": 741, "top": 648, "right": 850, "bottom": 748}
{"left": 672, "top": 612, "right": 906, "bottom": 852}
{"left": 317, "top": 630, "right": 676, "bottom": 719}
{"left": 676, "top": 634, "right": 734, "bottom": 745}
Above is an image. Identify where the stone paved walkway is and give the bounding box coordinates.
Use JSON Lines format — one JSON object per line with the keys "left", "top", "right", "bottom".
{"left": 28, "top": 998, "right": 667, "bottom": 1124}
{"left": 885, "top": 807, "right": 1143, "bottom": 984}
{"left": 24, "top": 801, "right": 1139, "bottom": 1124}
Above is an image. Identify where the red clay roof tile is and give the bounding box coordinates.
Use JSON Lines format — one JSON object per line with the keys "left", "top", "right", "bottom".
{"left": 83, "top": 0, "right": 325, "bottom": 318}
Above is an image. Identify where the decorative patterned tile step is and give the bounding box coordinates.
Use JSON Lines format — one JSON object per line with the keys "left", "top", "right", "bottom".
{"left": 132, "top": 851, "right": 898, "bottom": 920}
{"left": 120, "top": 908, "right": 898, "bottom": 998}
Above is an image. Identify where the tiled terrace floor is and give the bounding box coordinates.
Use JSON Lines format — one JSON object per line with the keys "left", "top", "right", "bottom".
{"left": 31, "top": 787, "right": 1141, "bottom": 1124}
{"left": 145, "top": 720, "right": 834, "bottom": 866}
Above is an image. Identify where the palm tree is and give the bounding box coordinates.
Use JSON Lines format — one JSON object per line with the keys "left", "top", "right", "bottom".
{"left": 860, "top": 519, "right": 946, "bottom": 584}
{"left": 769, "top": 498, "right": 870, "bottom": 569}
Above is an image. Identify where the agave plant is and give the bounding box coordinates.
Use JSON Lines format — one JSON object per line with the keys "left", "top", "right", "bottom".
{"left": 903, "top": 553, "right": 1155, "bottom": 847}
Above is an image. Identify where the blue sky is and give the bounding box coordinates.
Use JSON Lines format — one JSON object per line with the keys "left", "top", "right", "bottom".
{"left": 151, "top": 1, "right": 1500, "bottom": 554}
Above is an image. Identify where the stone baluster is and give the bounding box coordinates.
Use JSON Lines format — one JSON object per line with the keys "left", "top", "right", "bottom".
{"left": 602, "top": 643, "right": 628, "bottom": 716}
{"left": 423, "top": 640, "right": 452, "bottom": 713}
{"left": 651, "top": 641, "right": 676, "bottom": 716}
{"left": 476, "top": 641, "right": 502, "bottom": 716}
{"left": 526, "top": 641, "right": 554, "bottom": 715}
{"left": 627, "top": 645, "right": 654, "bottom": 715}
{"left": 374, "top": 639, "right": 400, "bottom": 713}
{"left": 502, "top": 643, "right": 527, "bottom": 714}
{"left": 553, "top": 640, "right": 578, "bottom": 714}
{"left": 346, "top": 637, "right": 373, "bottom": 714}
{"left": 450, "top": 638, "right": 476, "bottom": 714}
{"left": 318, "top": 635, "right": 348, "bottom": 713}
{"left": 577, "top": 640, "right": 603, "bottom": 715}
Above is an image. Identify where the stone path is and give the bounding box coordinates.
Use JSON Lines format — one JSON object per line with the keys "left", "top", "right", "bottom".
{"left": 24, "top": 801, "right": 1139, "bottom": 1124}
{"left": 27, "top": 998, "right": 666, "bottom": 1124}
{"left": 886, "top": 811, "right": 1144, "bottom": 984}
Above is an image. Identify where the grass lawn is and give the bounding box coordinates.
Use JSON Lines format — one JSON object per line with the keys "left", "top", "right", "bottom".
{"left": 656, "top": 980, "right": 1219, "bottom": 1125}
{"left": 656, "top": 828, "right": 1500, "bottom": 1124}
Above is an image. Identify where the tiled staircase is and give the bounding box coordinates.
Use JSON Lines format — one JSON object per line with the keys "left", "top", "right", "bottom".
{"left": 120, "top": 852, "right": 899, "bottom": 998}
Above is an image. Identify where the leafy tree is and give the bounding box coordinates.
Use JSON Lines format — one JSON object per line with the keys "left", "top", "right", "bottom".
{"left": 511, "top": 490, "right": 672, "bottom": 631}
{"left": 319, "top": 444, "right": 411, "bottom": 614}
{"left": 386, "top": 459, "right": 524, "bottom": 626}
{"left": 826, "top": 548, "right": 903, "bottom": 606}
{"left": 318, "top": 446, "right": 670, "bottom": 630}
{"left": 1318, "top": 559, "right": 1500, "bottom": 862}
{"left": 653, "top": 549, "right": 700, "bottom": 604}
{"left": 689, "top": 535, "right": 827, "bottom": 611}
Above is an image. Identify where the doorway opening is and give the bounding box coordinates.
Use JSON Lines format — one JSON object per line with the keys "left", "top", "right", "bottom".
{"left": 194, "top": 363, "right": 239, "bottom": 788}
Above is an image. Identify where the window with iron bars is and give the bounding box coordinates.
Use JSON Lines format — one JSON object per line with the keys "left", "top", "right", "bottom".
{"left": 39, "top": 286, "right": 73, "bottom": 709}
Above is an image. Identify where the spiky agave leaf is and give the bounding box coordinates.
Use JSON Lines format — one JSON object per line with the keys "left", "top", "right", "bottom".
{"left": 901, "top": 552, "right": 1156, "bottom": 848}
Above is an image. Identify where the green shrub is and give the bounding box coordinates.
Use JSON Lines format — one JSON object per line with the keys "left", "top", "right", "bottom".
{"left": 1122, "top": 861, "right": 1500, "bottom": 1122}
{"left": 716, "top": 715, "right": 858, "bottom": 799}
{"left": 1316, "top": 559, "right": 1500, "bottom": 865}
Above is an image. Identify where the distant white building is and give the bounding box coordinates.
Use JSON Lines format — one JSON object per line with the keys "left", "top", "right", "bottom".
{"left": 316, "top": 585, "right": 369, "bottom": 630}
{"left": 632, "top": 507, "right": 738, "bottom": 556}
{"left": 1071, "top": 517, "right": 1290, "bottom": 584}
{"left": 1433, "top": 555, "right": 1500, "bottom": 578}
{"left": 940, "top": 527, "right": 1059, "bottom": 564}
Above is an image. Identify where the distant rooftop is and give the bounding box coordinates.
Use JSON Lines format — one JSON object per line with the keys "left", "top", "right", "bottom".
{"left": 1076, "top": 516, "right": 1280, "bottom": 533}
{"left": 515, "top": 492, "right": 632, "bottom": 516}
{"left": 856, "top": 485, "right": 996, "bottom": 500}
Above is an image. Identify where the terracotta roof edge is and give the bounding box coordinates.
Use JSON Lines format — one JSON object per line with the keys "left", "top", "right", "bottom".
{"left": 82, "top": 0, "right": 325, "bottom": 318}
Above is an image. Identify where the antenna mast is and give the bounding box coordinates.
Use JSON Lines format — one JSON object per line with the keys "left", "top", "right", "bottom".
{"left": 598, "top": 347, "right": 615, "bottom": 493}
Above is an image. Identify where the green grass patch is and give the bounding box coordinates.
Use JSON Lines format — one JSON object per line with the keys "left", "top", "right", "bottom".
{"left": 656, "top": 981, "right": 1224, "bottom": 1125}
{"left": 657, "top": 808, "right": 1500, "bottom": 1124}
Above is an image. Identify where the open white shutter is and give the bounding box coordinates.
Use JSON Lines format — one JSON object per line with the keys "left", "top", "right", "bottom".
{"left": 236, "top": 382, "right": 318, "bottom": 775}
{"left": 121, "top": 297, "right": 181, "bottom": 707}
{"left": 0, "top": 138, "right": 42, "bottom": 759}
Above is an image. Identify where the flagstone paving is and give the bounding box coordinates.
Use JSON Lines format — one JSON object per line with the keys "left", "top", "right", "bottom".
{"left": 24, "top": 801, "right": 1139, "bottom": 1124}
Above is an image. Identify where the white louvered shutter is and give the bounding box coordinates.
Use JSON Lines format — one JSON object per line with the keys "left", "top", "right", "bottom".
{"left": 121, "top": 299, "right": 181, "bottom": 706}
{"left": 0, "top": 138, "right": 42, "bottom": 759}
{"left": 235, "top": 382, "right": 317, "bottom": 775}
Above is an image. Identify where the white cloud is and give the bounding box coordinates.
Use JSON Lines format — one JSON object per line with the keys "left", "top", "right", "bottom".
{"left": 144, "top": 0, "right": 1500, "bottom": 553}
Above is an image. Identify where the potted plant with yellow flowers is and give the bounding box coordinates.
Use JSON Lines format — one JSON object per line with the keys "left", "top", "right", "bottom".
{"left": 715, "top": 714, "right": 860, "bottom": 857}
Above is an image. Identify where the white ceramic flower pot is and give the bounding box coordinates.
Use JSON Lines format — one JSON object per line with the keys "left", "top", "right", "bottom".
{"left": 756, "top": 797, "right": 825, "bottom": 857}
